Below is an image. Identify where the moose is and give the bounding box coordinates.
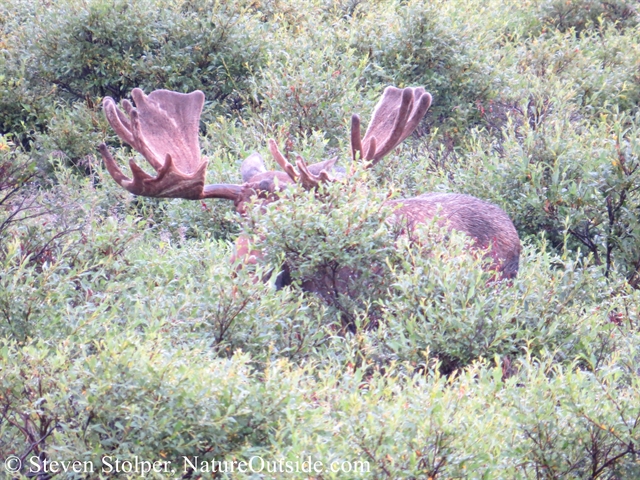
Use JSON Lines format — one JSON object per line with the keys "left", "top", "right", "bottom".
{"left": 98, "top": 86, "right": 521, "bottom": 298}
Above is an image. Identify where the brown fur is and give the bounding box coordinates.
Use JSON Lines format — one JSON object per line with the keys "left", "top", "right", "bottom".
{"left": 389, "top": 193, "right": 521, "bottom": 279}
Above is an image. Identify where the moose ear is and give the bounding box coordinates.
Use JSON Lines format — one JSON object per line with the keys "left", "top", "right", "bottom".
{"left": 240, "top": 152, "right": 267, "bottom": 182}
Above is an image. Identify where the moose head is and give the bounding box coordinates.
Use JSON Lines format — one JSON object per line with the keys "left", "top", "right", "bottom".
{"left": 98, "top": 86, "right": 521, "bottom": 292}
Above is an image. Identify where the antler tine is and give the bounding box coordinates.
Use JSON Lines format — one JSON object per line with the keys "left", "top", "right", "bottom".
{"left": 364, "top": 137, "right": 377, "bottom": 162}
{"left": 100, "top": 89, "right": 244, "bottom": 201}
{"left": 129, "top": 108, "right": 163, "bottom": 170}
{"left": 352, "top": 86, "right": 432, "bottom": 166}
{"left": 105, "top": 93, "right": 164, "bottom": 172}
{"left": 115, "top": 99, "right": 134, "bottom": 134}
{"left": 268, "top": 139, "right": 298, "bottom": 182}
{"left": 350, "top": 114, "right": 363, "bottom": 161}
{"left": 267, "top": 139, "right": 335, "bottom": 189}
{"left": 103, "top": 97, "right": 135, "bottom": 147}
{"left": 400, "top": 89, "right": 432, "bottom": 144}
{"left": 295, "top": 155, "right": 334, "bottom": 189}
{"left": 98, "top": 142, "right": 134, "bottom": 188}
{"left": 368, "top": 87, "right": 413, "bottom": 164}
{"left": 122, "top": 99, "right": 134, "bottom": 117}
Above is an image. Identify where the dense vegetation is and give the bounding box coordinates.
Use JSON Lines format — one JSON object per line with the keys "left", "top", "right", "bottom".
{"left": 2, "top": 0, "right": 640, "bottom": 477}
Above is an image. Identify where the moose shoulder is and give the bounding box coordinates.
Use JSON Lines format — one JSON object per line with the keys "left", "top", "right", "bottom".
{"left": 98, "top": 86, "right": 521, "bottom": 283}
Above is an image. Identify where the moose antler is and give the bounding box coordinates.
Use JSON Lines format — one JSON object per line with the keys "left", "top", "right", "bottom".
{"left": 351, "top": 86, "right": 432, "bottom": 165}
{"left": 263, "top": 86, "right": 431, "bottom": 188}
{"left": 99, "top": 86, "right": 432, "bottom": 209}
{"left": 98, "top": 88, "right": 243, "bottom": 200}
{"left": 267, "top": 139, "right": 338, "bottom": 189}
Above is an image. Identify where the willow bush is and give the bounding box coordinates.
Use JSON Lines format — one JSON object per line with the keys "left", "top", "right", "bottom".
{"left": 2, "top": 0, "right": 640, "bottom": 478}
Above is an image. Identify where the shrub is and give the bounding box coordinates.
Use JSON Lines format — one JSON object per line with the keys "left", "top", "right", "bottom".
{"left": 253, "top": 40, "right": 368, "bottom": 141}
{"left": 494, "top": 26, "right": 640, "bottom": 116}
{"left": 458, "top": 102, "right": 640, "bottom": 284}
{"left": 378, "top": 236, "right": 608, "bottom": 373}
{"left": 538, "top": 0, "right": 638, "bottom": 34}
{"left": 0, "top": 341, "right": 309, "bottom": 476}
{"left": 0, "top": 1, "right": 52, "bottom": 145}
{"left": 349, "top": 0, "right": 493, "bottom": 132}
{"left": 0, "top": 139, "right": 38, "bottom": 249}
{"left": 28, "top": 0, "right": 266, "bottom": 108}
{"left": 245, "top": 171, "right": 400, "bottom": 327}
{"left": 36, "top": 100, "right": 112, "bottom": 170}
{"left": 4, "top": 0, "right": 640, "bottom": 476}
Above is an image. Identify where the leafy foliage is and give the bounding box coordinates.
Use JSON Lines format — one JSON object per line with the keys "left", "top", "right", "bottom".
{"left": 29, "top": 0, "right": 265, "bottom": 105}
{"left": 2, "top": 0, "right": 640, "bottom": 478}
{"left": 537, "top": 0, "right": 638, "bottom": 34}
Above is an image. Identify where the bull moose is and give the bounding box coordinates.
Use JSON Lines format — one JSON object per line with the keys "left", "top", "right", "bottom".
{"left": 98, "top": 86, "right": 521, "bottom": 299}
